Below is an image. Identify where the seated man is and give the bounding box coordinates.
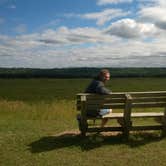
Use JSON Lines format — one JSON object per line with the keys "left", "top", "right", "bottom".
{"left": 84, "top": 69, "right": 112, "bottom": 127}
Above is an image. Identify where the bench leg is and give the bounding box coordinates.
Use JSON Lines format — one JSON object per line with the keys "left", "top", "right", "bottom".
{"left": 80, "top": 121, "right": 88, "bottom": 136}
{"left": 123, "top": 121, "right": 132, "bottom": 140}
{"left": 162, "top": 108, "right": 166, "bottom": 137}
{"left": 117, "top": 118, "right": 130, "bottom": 140}
{"left": 77, "top": 114, "right": 88, "bottom": 136}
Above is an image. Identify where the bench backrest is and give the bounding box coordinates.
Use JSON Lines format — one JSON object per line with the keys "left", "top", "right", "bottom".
{"left": 128, "top": 91, "right": 166, "bottom": 108}
{"left": 77, "top": 93, "right": 126, "bottom": 111}
{"left": 77, "top": 91, "right": 166, "bottom": 112}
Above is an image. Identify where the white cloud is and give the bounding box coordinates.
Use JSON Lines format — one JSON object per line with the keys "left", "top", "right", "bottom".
{"left": 138, "top": 7, "right": 166, "bottom": 22}
{"left": 0, "top": 25, "right": 166, "bottom": 68}
{"left": 0, "top": 33, "right": 42, "bottom": 53}
{"left": 82, "top": 8, "right": 130, "bottom": 26}
{"left": 47, "top": 40, "right": 166, "bottom": 68}
{"left": 0, "top": 26, "right": 114, "bottom": 58}
{"left": 97, "top": 0, "right": 132, "bottom": 5}
{"left": 105, "top": 19, "right": 158, "bottom": 38}
{"left": 138, "top": 0, "right": 166, "bottom": 30}
{"left": 39, "top": 26, "right": 114, "bottom": 44}
{"left": 1, "top": 39, "right": 166, "bottom": 68}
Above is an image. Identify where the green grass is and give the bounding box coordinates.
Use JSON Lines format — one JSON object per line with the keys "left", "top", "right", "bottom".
{"left": 0, "top": 78, "right": 166, "bottom": 166}
{"left": 0, "top": 77, "right": 166, "bottom": 102}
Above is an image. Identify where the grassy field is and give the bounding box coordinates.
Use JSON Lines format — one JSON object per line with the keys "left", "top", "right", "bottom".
{"left": 0, "top": 78, "right": 166, "bottom": 166}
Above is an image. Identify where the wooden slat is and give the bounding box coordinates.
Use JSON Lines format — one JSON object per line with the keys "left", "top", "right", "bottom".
{"left": 86, "top": 103, "right": 125, "bottom": 109}
{"left": 103, "top": 103, "right": 125, "bottom": 108}
{"left": 77, "top": 92, "right": 125, "bottom": 95}
{"left": 86, "top": 112, "right": 164, "bottom": 119}
{"left": 86, "top": 98, "right": 125, "bottom": 103}
{"left": 131, "top": 125, "right": 163, "bottom": 131}
{"left": 130, "top": 91, "right": 166, "bottom": 97}
{"left": 86, "top": 94, "right": 125, "bottom": 99}
{"left": 132, "top": 97, "right": 166, "bottom": 103}
{"left": 87, "top": 114, "right": 123, "bottom": 119}
{"left": 131, "top": 112, "right": 164, "bottom": 118}
{"left": 132, "top": 102, "right": 166, "bottom": 108}
{"left": 77, "top": 91, "right": 166, "bottom": 97}
{"left": 77, "top": 98, "right": 125, "bottom": 104}
{"left": 87, "top": 126, "right": 123, "bottom": 132}
{"left": 77, "top": 91, "right": 166, "bottom": 99}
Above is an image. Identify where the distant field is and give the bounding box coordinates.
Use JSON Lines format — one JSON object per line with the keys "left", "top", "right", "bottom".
{"left": 0, "top": 77, "right": 166, "bottom": 102}
{"left": 0, "top": 78, "right": 166, "bottom": 166}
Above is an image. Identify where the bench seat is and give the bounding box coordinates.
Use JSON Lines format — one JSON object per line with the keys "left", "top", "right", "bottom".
{"left": 103, "top": 112, "right": 164, "bottom": 118}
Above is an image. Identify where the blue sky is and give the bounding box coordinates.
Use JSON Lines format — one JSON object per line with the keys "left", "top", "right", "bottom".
{"left": 0, "top": 0, "right": 166, "bottom": 68}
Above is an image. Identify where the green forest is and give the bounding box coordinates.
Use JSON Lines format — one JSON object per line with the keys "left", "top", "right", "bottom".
{"left": 0, "top": 67, "right": 166, "bottom": 78}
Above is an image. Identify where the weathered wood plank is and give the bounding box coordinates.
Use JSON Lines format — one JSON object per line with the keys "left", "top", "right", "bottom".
{"left": 123, "top": 93, "right": 132, "bottom": 139}
{"left": 162, "top": 108, "right": 166, "bottom": 136}
{"left": 77, "top": 98, "right": 126, "bottom": 105}
{"left": 131, "top": 125, "right": 163, "bottom": 131}
{"left": 132, "top": 97, "right": 166, "bottom": 103}
{"left": 86, "top": 112, "right": 164, "bottom": 119}
{"left": 77, "top": 104, "right": 125, "bottom": 110}
{"left": 132, "top": 102, "right": 166, "bottom": 108}
{"left": 80, "top": 97, "right": 88, "bottom": 136}
{"left": 87, "top": 103, "right": 125, "bottom": 109}
{"left": 77, "top": 92, "right": 125, "bottom": 97}
{"left": 77, "top": 91, "right": 166, "bottom": 98}
{"left": 131, "top": 112, "right": 164, "bottom": 117}
{"left": 130, "top": 91, "right": 166, "bottom": 97}
{"left": 87, "top": 126, "right": 123, "bottom": 132}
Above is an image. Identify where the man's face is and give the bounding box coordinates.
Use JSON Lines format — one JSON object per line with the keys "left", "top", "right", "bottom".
{"left": 104, "top": 73, "right": 110, "bottom": 81}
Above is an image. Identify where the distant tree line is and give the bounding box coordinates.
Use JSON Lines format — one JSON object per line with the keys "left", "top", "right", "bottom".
{"left": 0, "top": 67, "right": 166, "bottom": 78}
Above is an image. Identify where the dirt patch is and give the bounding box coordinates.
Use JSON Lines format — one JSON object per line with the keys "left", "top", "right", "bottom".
{"left": 52, "top": 130, "right": 80, "bottom": 137}
{"left": 52, "top": 130, "right": 121, "bottom": 137}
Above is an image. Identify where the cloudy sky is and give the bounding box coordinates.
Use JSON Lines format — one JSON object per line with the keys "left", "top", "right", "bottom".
{"left": 0, "top": 0, "right": 166, "bottom": 68}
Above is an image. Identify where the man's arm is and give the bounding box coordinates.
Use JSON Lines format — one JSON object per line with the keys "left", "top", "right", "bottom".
{"left": 96, "top": 82, "right": 111, "bottom": 94}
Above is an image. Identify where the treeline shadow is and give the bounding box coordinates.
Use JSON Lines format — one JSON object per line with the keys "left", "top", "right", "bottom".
{"left": 28, "top": 131, "right": 163, "bottom": 153}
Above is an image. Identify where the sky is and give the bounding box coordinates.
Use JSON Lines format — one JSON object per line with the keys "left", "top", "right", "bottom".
{"left": 0, "top": 0, "right": 166, "bottom": 68}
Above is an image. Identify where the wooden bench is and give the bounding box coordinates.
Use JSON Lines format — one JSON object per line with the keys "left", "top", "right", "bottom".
{"left": 76, "top": 91, "right": 166, "bottom": 138}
